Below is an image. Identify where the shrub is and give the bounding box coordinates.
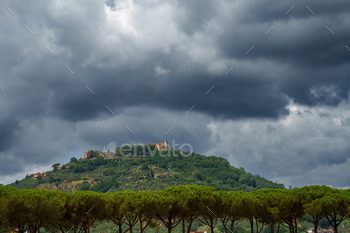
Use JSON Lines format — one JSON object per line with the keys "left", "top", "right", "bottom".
{"left": 141, "top": 164, "right": 149, "bottom": 171}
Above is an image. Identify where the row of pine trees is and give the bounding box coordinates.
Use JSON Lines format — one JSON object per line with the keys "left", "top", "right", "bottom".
{"left": 0, "top": 185, "right": 349, "bottom": 233}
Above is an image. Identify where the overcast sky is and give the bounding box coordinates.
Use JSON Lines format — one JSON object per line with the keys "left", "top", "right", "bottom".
{"left": 1, "top": 0, "right": 350, "bottom": 188}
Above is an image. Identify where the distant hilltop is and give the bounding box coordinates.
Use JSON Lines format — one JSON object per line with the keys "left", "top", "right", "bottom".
{"left": 9, "top": 143, "right": 285, "bottom": 193}
{"left": 82, "top": 140, "right": 171, "bottom": 160}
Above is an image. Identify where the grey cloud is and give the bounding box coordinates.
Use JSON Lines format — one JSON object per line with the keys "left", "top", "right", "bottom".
{"left": 174, "top": 0, "right": 218, "bottom": 35}
{"left": 1, "top": 0, "right": 350, "bottom": 188}
{"left": 206, "top": 103, "right": 350, "bottom": 188}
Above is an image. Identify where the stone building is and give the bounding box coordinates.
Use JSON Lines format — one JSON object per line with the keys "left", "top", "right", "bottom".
{"left": 150, "top": 140, "right": 169, "bottom": 151}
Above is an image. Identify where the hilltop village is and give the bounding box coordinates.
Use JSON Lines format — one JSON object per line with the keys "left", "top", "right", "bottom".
{"left": 32, "top": 141, "right": 170, "bottom": 180}
{"left": 82, "top": 140, "right": 170, "bottom": 159}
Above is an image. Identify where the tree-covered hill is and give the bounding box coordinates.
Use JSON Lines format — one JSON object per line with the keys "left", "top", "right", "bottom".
{"left": 9, "top": 144, "right": 284, "bottom": 192}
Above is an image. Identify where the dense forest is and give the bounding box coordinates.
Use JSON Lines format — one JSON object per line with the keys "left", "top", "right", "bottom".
{"left": 10, "top": 145, "right": 284, "bottom": 192}
{"left": 0, "top": 185, "right": 349, "bottom": 233}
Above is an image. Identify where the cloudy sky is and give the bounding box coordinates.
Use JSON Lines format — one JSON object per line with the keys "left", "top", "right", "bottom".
{"left": 1, "top": 0, "right": 350, "bottom": 188}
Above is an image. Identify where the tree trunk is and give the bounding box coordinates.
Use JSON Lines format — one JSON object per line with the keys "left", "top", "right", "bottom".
{"left": 250, "top": 219, "right": 254, "bottom": 233}
{"left": 294, "top": 216, "right": 298, "bottom": 233}
{"left": 255, "top": 219, "right": 264, "bottom": 233}
{"left": 186, "top": 216, "right": 194, "bottom": 233}
{"left": 140, "top": 218, "right": 144, "bottom": 233}
{"left": 230, "top": 220, "right": 235, "bottom": 233}
{"left": 223, "top": 224, "right": 228, "bottom": 233}
{"left": 314, "top": 222, "right": 318, "bottom": 233}
{"left": 219, "top": 218, "right": 227, "bottom": 233}
{"left": 210, "top": 217, "right": 215, "bottom": 233}
{"left": 332, "top": 224, "right": 338, "bottom": 233}
{"left": 210, "top": 225, "right": 215, "bottom": 233}
{"left": 182, "top": 218, "right": 185, "bottom": 233}
{"left": 166, "top": 216, "right": 172, "bottom": 233}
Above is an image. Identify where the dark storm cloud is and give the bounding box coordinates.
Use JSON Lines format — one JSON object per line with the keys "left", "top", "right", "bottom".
{"left": 1, "top": 0, "right": 291, "bottom": 122}
{"left": 4, "top": 0, "right": 346, "bottom": 122}
{"left": 1, "top": 0, "right": 350, "bottom": 187}
{"left": 49, "top": 58, "right": 289, "bottom": 123}
{"left": 217, "top": 0, "right": 350, "bottom": 107}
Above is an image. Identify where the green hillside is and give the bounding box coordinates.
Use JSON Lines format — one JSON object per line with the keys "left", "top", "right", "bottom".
{"left": 10, "top": 144, "right": 284, "bottom": 192}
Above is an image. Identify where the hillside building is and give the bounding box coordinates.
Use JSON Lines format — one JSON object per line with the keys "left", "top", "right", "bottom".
{"left": 83, "top": 150, "right": 105, "bottom": 160}
{"left": 33, "top": 172, "right": 50, "bottom": 179}
{"left": 150, "top": 140, "right": 169, "bottom": 150}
